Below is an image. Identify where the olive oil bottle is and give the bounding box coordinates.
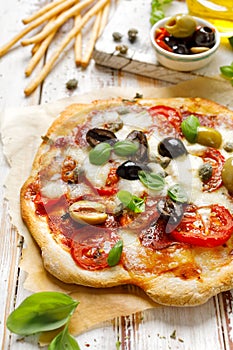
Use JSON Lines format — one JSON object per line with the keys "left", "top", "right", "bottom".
{"left": 186, "top": 0, "right": 233, "bottom": 36}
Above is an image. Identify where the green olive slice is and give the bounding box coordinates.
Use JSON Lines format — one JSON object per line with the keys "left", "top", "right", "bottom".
{"left": 165, "top": 14, "right": 197, "bottom": 38}
{"left": 222, "top": 157, "right": 233, "bottom": 194}
{"left": 196, "top": 126, "right": 222, "bottom": 148}
{"left": 69, "top": 200, "right": 107, "bottom": 224}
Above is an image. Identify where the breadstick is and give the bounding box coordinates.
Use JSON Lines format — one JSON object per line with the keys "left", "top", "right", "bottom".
{"left": 31, "top": 42, "right": 41, "bottom": 55}
{"left": 21, "top": 0, "right": 95, "bottom": 46}
{"left": 31, "top": 17, "right": 57, "bottom": 55}
{"left": 98, "top": 1, "right": 110, "bottom": 36}
{"left": 25, "top": 31, "right": 56, "bottom": 77}
{"left": 22, "top": 0, "right": 68, "bottom": 24}
{"left": 0, "top": 0, "right": 83, "bottom": 57}
{"left": 24, "top": 0, "right": 109, "bottom": 96}
{"left": 74, "top": 15, "right": 82, "bottom": 66}
{"left": 81, "top": 0, "right": 110, "bottom": 67}
{"left": 81, "top": 11, "right": 102, "bottom": 68}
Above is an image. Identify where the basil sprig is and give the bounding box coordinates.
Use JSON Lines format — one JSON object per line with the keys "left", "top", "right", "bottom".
{"left": 150, "top": 0, "right": 173, "bottom": 25}
{"left": 7, "top": 291, "right": 80, "bottom": 348}
{"left": 117, "top": 190, "right": 145, "bottom": 213}
{"left": 49, "top": 321, "right": 80, "bottom": 350}
{"left": 181, "top": 115, "right": 200, "bottom": 143}
{"left": 138, "top": 170, "right": 165, "bottom": 191}
{"left": 107, "top": 240, "right": 123, "bottom": 267}
{"left": 89, "top": 140, "right": 139, "bottom": 165}
{"left": 220, "top": 61, "right": 233, "bottom": 86}
{"left": 168, "top": 183, "right": 188, "bottom": 203}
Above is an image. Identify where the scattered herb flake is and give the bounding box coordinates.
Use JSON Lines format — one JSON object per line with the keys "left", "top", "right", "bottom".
{"left": 170, "top": 330, "right": 176, "bottom": 339}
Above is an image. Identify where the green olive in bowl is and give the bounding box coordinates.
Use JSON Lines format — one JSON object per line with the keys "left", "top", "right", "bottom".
{"left": 222, "top": 157, "right": 233, "bottom": 194}
{"left": 165, "top": 14, "right": 197, "bottom": 38}
{"left": 196, "top": 126, "right": 222, "bottom": 148}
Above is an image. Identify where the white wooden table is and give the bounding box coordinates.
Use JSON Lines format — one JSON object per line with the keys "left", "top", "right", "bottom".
{"left": 1, "top": 1, "right": 233, "bottom": 349}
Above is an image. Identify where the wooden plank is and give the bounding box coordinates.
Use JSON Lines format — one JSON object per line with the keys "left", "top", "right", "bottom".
{"left": 93, "top": 0, "right": 233, "bottom": 83}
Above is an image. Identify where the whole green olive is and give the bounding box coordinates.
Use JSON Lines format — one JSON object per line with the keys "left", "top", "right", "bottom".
{"left": 165, "top": 14, "right": 197, "bottom": 38}
{"left": 196, "top": 126, "right": 222, "bottom": 148}
{"left": 222, "top": 157, "right": 233, "bottom": 194}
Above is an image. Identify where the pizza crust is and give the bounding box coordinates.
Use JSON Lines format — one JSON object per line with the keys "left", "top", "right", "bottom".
{"left": 20, "top": 97, "right": 233, "bottom": 306}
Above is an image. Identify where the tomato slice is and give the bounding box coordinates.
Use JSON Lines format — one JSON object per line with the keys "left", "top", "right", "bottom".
{"left": 148, "top": 105, "right": 182, "bottom": 134}
{"left": 200, "top": 148, "right": 225, "bottom": 192}
{"left": 95, "top": 186, "right": 118, "bottom": 196}
{"left": 71, "top": 227, "right": 120, "bottom": 270}
{"left": 171, "top": 204, "right": 233, "bottom": 247}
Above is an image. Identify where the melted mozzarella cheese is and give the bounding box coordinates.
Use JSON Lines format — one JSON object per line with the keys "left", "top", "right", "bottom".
{"left": 41, "top": 180, "right": 67, "bottom": 198}
{"left": 90, "top": 110, "right": 119, "bottom": 127}
{"left": 83, "top": 158, "right": 113, "bottom": 188}
{"left": 120, "top": 111, "right": 153, "bottom": 129}
{"left": 118, "top": 179, "right": 146, "bottom": 198}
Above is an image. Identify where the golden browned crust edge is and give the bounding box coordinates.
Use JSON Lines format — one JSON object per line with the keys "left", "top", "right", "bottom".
{"left": 20, "top": 97, "right": 233, "bottom": 306}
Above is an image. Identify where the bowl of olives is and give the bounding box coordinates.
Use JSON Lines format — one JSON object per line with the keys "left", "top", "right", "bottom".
{"left": 150, "top": 14, "right": 220, "bottom": 71}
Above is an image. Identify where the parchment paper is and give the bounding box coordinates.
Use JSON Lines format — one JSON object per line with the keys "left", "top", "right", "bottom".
{"left": 1, "top": 77, "right": 233, "bottom": 338}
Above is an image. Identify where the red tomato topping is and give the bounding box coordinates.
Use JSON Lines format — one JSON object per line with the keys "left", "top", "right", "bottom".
{"left": 171, "top": 204, "right": 233, "bottom": 247}
{"left": 200, "top": 148, "right": 225, "bottom": 192}
{"left": 71, "top": 227, "right": 120, "bottom": 270}
{"left": 149, "top": 105, "right": 182, "bottom": 134}
{"left": 96, "top": 186, "right": 118, "bottom": 196}
{"left": 155, "top": 28, "right": 172, "bottom": 52}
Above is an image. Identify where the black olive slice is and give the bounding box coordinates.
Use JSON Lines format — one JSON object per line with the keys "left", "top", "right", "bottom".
{"left": 86, "top": 128, "right": 117, "bottom": 147}
{"left": 193, "top": 26, "right": 215, "bottom": 48}
{"left": 158, "top": 137, "right": 187, "bottom": 158}
{"left": 116, "top": 160, "right": 150, "bottom": 180}
{"left": 157, "top": 197, "right": 184, "bottom": 228}
{"left": 126, "top": 130, "right": 149, "bottom": 162}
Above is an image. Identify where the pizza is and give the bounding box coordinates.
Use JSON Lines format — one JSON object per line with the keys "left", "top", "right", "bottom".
{"left": 20, "top": 97, "right": 233, "bottom": 306}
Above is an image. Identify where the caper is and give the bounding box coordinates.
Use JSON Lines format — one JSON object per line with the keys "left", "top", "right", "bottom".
{"left": 158, "top": 137, "right": 187, "bottom": 159}
{"left": 198, "top": 162, "right": 213, "bottom": 182}
{"left": 224, "top": 142, "right": 233, "bottom": 152}
{"left": 196, "top": 126, "right": 222, "bottom": 148}
{"left": 69, "top": 200, "right": 107, "bottom": 224}
{"left": 115, "top": 44, "right": 128, "bottom": 54}
{"left": 222, "top": 157, "right": 233, "bottom": 194}
{"left": 165, "top": 14, "right": 197, "bottom": 38}
{"left": 112, "top": 32, "right": 123, "bottom": 42}
{"left": 128, "top": 28, "right": 138, "bottom": 43}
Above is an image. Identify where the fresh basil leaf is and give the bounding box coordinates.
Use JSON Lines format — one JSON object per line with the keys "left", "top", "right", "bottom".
{"left": 107, "top": 240, "right": 123, "bottom": 267}
{"left": 117, "top": 190, "right": 132, "bottom": 206}
{"left": 220, "top": 65, "right": 233, "bottom": 78}
{"left": 138, "top": 171, "right": 165, "bottom": 191}
{"left": 6, "top": 292, "right": 79, "bottom": 336}
{"left": 117, "top": 190, "right": 145, "bottom": 213}
{"left": 150, "top": 0, "right": 173, "bottom": 25}
{"left": 113, "top": 140, "right": 139, "bottom": 156}
{"left": 168, "top": 184, "right": 188, "bottom": 203}
{"left": 48, "top": 322, "right": 80, "bottom": 350}
{"left": 89, "top": 142, "right": 112, "bottom": 165}
{"left": 228, "top": 36, "right": 233, "bottom": 48}
{"left": 128, "top": 196, "right": 145, "bottom": 213}
{"left": 181, "top": 115, "right": 200, "bottom": 143}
